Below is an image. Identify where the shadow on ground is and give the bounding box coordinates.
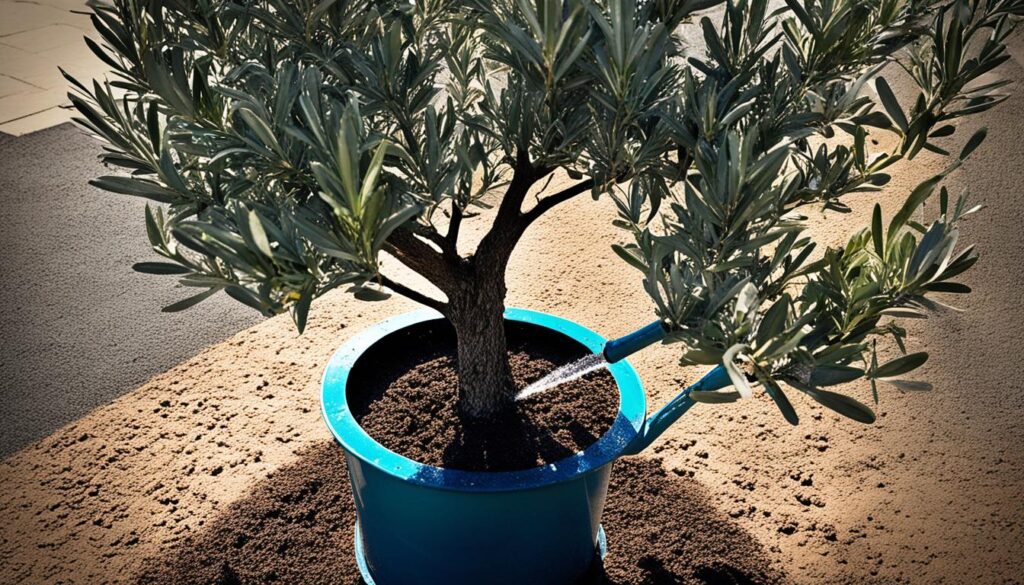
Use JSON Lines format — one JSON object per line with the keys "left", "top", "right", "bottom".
{"left": 136, "top": 442, "right": 784, "bottom": 585}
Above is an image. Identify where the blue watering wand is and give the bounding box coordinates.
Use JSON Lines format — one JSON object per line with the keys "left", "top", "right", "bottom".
{"left": 602, "top": 319, "right": 668, "bottom": 364}
{"left": 601, "top": 319, "right": 731, "bottom": 455}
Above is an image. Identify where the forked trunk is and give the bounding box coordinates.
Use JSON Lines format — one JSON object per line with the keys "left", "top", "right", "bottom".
{"left": 446, "top": 273, "right": 516, "bottom": 419}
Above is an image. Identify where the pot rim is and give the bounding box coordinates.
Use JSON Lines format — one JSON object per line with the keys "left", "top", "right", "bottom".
{"left": 321, "top": 307, "right": 646, "bottom": 493}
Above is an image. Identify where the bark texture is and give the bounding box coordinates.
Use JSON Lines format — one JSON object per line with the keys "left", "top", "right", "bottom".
{"left": 446, "top": 269, "right": 514, "bottom": 418}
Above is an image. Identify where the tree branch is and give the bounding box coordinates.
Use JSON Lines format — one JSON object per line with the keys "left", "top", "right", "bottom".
{"left": 493, "top": 149, "right": 544, "bottom": 223}
{"left": 473, "top": 149, "right": 551, "bottom": 268}
{"left": 519, "top": 178, "right": 595, "bottom": 229}
{"left": 384, "top": 228, "right": 459, "bottom": 292}
{"left": 445, "top": 200, "right": 463, "bottom": 257}
{"left": 379, "top": 274, "right": 448, "bottom": 314}
{"left": 416, "top": 223, "right": 447, "bottom": 249}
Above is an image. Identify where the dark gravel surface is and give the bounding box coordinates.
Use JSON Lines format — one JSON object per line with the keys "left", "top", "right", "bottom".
{"left": 0, "top": 123, "right": 260, "bottom": 457}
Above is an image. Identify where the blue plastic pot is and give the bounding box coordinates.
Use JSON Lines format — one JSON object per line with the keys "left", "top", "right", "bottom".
{"left": 321, "top": 308, "right": 729, "bottom": 585}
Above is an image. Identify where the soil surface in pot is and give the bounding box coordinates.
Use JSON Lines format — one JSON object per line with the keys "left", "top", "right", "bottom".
{"left": 347, "top": 320, "right": 619, "bottom": 471}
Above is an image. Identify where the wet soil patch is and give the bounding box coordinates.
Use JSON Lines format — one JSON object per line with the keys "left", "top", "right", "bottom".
{"left": 136, "top": 441, "right": 785, "bottom": 584}
{"left": 347, "top": 319, "right": 619, "bottom": 471}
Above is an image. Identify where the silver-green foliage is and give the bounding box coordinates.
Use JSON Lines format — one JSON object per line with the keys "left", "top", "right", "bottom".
{"left": 68, "top": 0, "right": 1023, "bottom": 422}
{"left": 616, "top": 0, "right": 1019, "bottom": 423}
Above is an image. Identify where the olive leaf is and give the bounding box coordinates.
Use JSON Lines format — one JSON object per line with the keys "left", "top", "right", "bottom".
{"left": 690, "top": 389, "right": 743, "bottom": 403}
{"left": 162, "top": 287, "right": 221, "bottom": 313}
{"left": 64, "top": 0, "right": 1019, "bottom": 424}
{"left": 872, "top": 352, "right": 929, "bottom": 379}
{"left": 802, "top": 387, "right": 876, "bottom": 424}
{"left": 133, "top": 262, "right": 192, "bottom": 275}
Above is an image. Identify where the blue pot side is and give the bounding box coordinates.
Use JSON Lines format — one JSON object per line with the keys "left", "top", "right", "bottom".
{"left": 321, "top": 308, "right": 647, "bottom": 585}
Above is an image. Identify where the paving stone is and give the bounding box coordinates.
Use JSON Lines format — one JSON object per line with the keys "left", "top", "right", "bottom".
{"left": 0, "top": 73, "right": 37, "bottom": 98}
{"left": 0, "top": 88, "right": 68, "bottom": 124}
{"left": 0, "top": 1, "right": 106, "bottom": 131}
{"left": 32, "top": 0, "right": 90, "bottom": 11}
{"left": 0, "top": 0, "right": 88, "bottom": 36}
{"left": 0, "top": 23, "right": 91, "bottom": 54}
{"left": 0, "top": 44, "right": 55, "bottom": 82}
{"left": 0, "top": 105, "right": 73, "bottom": 135}
{"left": 17, "top": 49, "right": 107, "bottom": 91}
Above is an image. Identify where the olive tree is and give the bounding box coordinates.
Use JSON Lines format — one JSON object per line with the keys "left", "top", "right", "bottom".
{"left": 69, "top": 0, "right": 1022, "bottom": 420}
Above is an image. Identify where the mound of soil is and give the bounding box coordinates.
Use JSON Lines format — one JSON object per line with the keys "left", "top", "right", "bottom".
{"left": 347, "top": 320, "right": 619, "bottom": 471}
{"left": 135, "top": 441, "right": 785, "bottom": 585}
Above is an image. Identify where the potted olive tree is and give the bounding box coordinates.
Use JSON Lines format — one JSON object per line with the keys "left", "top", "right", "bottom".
{"left": 69, "top": 0, "right": 1021, "bottom": 582}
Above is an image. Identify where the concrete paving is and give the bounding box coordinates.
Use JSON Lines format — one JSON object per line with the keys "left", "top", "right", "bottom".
{"left": 0, "top": 124, "right": 260, "bottom": 457}
{"left": 0, "top": 0, "right": 106, "bottom": 136}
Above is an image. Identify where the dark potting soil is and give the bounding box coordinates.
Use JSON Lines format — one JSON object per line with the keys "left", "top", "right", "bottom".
{"left": 346, "top": 320, "right": 619, "bottom": 471}
{"left": 135, "top": 441, "right": 786, "bottom": 584}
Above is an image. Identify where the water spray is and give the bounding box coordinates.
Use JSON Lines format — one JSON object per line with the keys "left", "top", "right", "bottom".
{"left": 515, "top": 320, "right": 667, "bottom": 401}
{"left": 514, "top": 318, "right": 731, "bottom": 453}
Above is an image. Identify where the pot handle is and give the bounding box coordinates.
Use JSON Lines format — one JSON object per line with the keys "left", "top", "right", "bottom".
{"left": 621, "top": 365, "right": 731, "bottom": 455}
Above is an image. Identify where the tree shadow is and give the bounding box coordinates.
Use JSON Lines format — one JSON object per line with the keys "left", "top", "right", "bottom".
{"left": 137, "top": 442, "right": 785, "bottom": 585}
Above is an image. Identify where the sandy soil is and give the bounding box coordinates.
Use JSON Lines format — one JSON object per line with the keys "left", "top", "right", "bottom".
{"left": 3, "top": 30, "right": 1024, "bottom": 585}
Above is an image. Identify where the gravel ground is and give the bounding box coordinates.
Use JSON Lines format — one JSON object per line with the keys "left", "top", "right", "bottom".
{"left": 2, "top": 28, "right": 1024, "bottom": 585}
{"left": 0, "top": 124, "right": 260, "bottom": 457}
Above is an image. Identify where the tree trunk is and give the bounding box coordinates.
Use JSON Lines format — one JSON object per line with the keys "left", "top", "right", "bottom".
{"left": 384, "top": 153, "right": 555, "bottom": 419}
{"left": 446, "top": 269, "right": 516, "bottom": 419}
